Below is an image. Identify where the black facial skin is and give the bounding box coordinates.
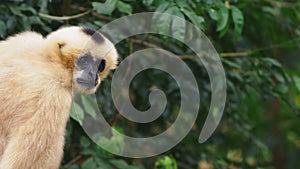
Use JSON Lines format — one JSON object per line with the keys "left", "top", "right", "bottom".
{"left": 76, "top": 53, "right": 106, "bottom": 90}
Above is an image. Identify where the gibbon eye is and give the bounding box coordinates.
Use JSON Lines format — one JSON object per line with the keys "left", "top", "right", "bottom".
{"left": 77, "top": 54, "right": 92, "bottom": 69}
{"left": 98, "top": 59, "right": 106, "bottom": 73}
{"left": 79, "top": 57, "right": 88, "bottom": 64}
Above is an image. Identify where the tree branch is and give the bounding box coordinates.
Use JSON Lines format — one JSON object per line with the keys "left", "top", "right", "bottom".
{"left": 39, "top": 9, "right": 93, "bottom": 21}
{"left": 63, "top": 155, "right": 82, "bottom": 167}
{"left": 129, "top": 38, "right": 249, "bottom": 58}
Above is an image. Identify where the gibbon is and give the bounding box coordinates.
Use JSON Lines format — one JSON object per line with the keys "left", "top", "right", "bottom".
{"left": 0, "top": 26, "right": 118, "bottom": 169}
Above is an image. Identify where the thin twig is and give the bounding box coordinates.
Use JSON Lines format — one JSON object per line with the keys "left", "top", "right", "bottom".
{"left": 63, "top": 155, "right": 82, "bottom": 167}
{"left": 130, "top": 38, "right": 249, "bottom": 58}
{"left": 180, "top": 52, "right": 249, "bottom": 59}
{"left": 129, "top": 38, "right": 160, "bottom": 48}
{"left": 220, "top": 52, "right": 249, "bottom": 57}
{"left": 92, "top": 12, "right": 112, "bottom": 21}
{"left": 70, "top": 5, "right": 111, "bottom": 21}
{"left": 38, "top": 9, "right": 93, "bottom": 21}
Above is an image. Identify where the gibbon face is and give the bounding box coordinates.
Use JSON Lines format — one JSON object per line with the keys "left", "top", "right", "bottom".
{"left": 45, "top": 26, "right": 118, "bottom": 94}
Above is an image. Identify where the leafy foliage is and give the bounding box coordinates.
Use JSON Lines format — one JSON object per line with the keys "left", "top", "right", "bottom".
{"left": 1, "top": 0, "right": 300, "bottom": 169}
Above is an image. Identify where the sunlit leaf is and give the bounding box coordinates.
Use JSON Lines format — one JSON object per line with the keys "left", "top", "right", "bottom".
{"left": 155, "top": 156, "right": 178, "bottom": 169}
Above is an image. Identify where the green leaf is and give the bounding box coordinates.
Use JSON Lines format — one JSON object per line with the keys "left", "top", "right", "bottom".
{"left": 275, "top": 83, "right": 288, "bottom": 94}
{"left": 117, "top": 1, "right": 132, "bottom": 14}
{"left": 163, "top": 6, "right": 181, "bottom": 34}
{"left": 97, "top": 126, "right": 125, "bottom": 154}
{"left": 175, "top": 0, "right": 190, "bottom": 9}
{"left": 80, "top": 136, "right": 91, "bottom": 148}
{"left": 81, "top": 95, "right": 97, "bottom": 119}
{"left": 262, "top": 58, "right": 282, "bottom": 67}
{"left": 110, "top": 160, "right": 144, "bottom": 169}
{"left": 70, "top": 102, "right": 84, "bottom": 125}
{"left": 231, "top": 5, "right": 244, "bottom": 40}
{"left": 143, "top": 0, "right": 154, "bottom": 6}
{"left": 22, "top": 17, "right": 31, "bottom": 30}
{"left": 112, "top": 126, "right": 124, "bottom": 133}
{"left": 208, "top": 8, "right": 218, "bottom": 20}
{"left": 8, "top": 5, "right": 22, "bottom": 16}
{"left": 19, "top": 5, "right": 37, "bottom": 14}
{"left": 222, "top": 59, "right": 241, "bottom": 69}
{"left": 155, "top": 2, "right": 171, "bottom": 13}
{"left": 80, "top": 148, "right": 96, "bottom": 156}
{"left": 0, "top": 20, "right": 6, "bottom": 38}
{"left": 92, "top": 0, "right": 118, "bottom": 15}
{"left": 293, "top": 76, "right": 300, "bottom": 92}
{"left": 274, "top": 73, "right": 285, "bottom": 83}
{"left": 181, "top": 8, "right": 205, "bottom": 30}
{"left": 218, "top": 19, "right": 230, "bottom": 38}
{"left": 155, "top": 156, "right": 177, "bottom": 169}
{"left": 81, "top": 158, "right": 98, "bottom": 169}
{"left": 81, "top": 157, "right": 114, "bottom": 169}
{"left": 152, "top": 2, "right": 173, "bottom": 34}
{"left": 6, "top": 16, "right": 17, "bottom": 30}
{"left": 216, "top": 2, "right": 229, "bottom": 32}
{"left": 67, "top": 164, "right": 79, "bottom": 169}
{"left": 82, "top": 157, "right": 114, "bottom": 169}
{"left": 171, "top": 11, "right": 186, "bottom": 42}
{"left": 29, "top": 16, "right": 44, "bottom": 25}
{"left": 110, "top": 160, "right": 129, "bottom": 169}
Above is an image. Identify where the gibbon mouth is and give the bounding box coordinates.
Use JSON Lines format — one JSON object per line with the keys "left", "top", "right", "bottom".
{"left": 76, "top": 78, "right": 97, "bottom": 89}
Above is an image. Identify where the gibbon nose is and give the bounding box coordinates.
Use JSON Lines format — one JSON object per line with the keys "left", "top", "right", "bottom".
{"left": 88, "top": 71, "right": 99, "bottom": 86}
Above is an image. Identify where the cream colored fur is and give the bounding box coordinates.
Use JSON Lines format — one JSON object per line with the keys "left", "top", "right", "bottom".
{"left": 0, "top": 26, "right": 118, "bottom": 169}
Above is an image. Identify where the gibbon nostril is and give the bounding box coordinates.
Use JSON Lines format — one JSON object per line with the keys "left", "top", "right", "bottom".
{"left": 95, "top": 75, "right": 99, "bottom": 86}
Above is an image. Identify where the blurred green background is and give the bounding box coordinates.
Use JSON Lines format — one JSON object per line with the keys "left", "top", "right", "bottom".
{"left": 1, "top": 0, "right": 300, "bottom": 169}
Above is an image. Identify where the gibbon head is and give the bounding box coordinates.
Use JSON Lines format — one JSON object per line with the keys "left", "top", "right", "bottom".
{"left": 46, "top": 26, "right": 118, "bottom": 94}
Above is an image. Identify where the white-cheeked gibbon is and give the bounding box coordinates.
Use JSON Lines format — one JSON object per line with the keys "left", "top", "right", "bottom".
{"left": 0, "top": 26, "right": 118, "bottom": 169}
